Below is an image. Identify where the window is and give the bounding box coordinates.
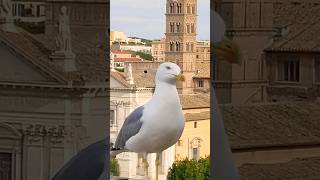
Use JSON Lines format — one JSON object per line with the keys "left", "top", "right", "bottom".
{"left": 277, "top": 55, "right": 300, "bottom": 82}
{"left": 186, "top": 24, "right": 190, "bottom": 33}
{"left": 177, "top": 3, "right": 182, "bottom": 13}
{"left": 191, "top": 43, "right": 194, "bottom": 52}
{"left": 192, "top": 148, "right": 199, "bottom": 160}
{"left": 315, "top": 57, "right": 320, "bottom": 82}
{"left": 192, "top": 5, "right": 195, "bottom": 14}
{"left": 186, "top": 43, "right": 189, "bottom": 51}
{"left": 191, "top": 24, "right": 195, "bottom": 33}
{"left": 137, "top": 153, "right": 145, "bottom": 175}
{"left": 176, "top": 42, "right": 181, "bottom": 51}
{"left": 198, "top": 80, "right": 204, "bottom": 88}
{"left": 170, "top": 42, "right": 174, "bottom": 51}
{"left": 170, "top": 22, "right": 174, "bottom": 32}
{"left": 176, "top": 23, "right": 181, "bottom": 32}
{"left": 187, "top": 4, "right": 191, "bottom": 14}
{"left": 190, "top": 138, "right": 201, "bottom": 160}
{"left": 169, "top": 3, "right": 174, "bottom": 13}
{"left": 178, "top": 139, "right": 183, "bottom": 146}
{"left": 194, "top": 121, "right": 197, "bottom": 128}
{"left": 110, "top": 110, "right": 115, "bottom": 127}
{"left": 0, "top": 153, "right": 12, "bottom": 180}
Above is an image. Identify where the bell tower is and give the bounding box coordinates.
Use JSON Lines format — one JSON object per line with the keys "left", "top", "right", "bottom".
{"left": 165, "top": 0, "right": 197, "bottom": 94}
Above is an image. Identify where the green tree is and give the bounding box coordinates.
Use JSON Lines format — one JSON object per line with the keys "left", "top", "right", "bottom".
{"left": 110, "top": 158, "right": 120, "bottom": 176}
{"left": 135, "top": 51, "right": 153, "bottom": 61}
{"left": 167, "top": 156, "right": 210, "bottom": 180}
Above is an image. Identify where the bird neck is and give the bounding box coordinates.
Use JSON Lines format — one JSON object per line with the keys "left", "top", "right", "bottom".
{"left": 153, "top": 82, "right": 179, "bottom": 101}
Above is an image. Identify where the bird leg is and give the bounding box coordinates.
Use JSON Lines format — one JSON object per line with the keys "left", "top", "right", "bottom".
{"left": 155, "top": 152, "right": 161, "bottom": 180}
{"left": 143, "top": 155, "right": 149, "bottom": 180}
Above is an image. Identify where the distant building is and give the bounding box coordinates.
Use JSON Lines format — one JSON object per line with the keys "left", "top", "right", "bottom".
{"left": 110, "top": 31, "right": 128, "bottom": 44}
{"left": 196, "top": 40, "right": 210, "bottom": 62}
{"left": 110, "top": 31, "right": 146, "bottom": 45}
{"left": 111, "top": 50, "right": 144, "bottom": 70}
{"left": 112, "top": 43, "right": 152, "bottom": 54}
{"left": 151, "top": 37, "right": 211, "bottom": 93}
{"left": 176, "top": 95, "right": 210, "bottom": 161}
{"left": 151, "top": 37, "right": 166, "bottom": 62}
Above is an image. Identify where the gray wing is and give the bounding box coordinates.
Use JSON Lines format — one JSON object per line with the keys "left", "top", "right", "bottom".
{"left": 114, "top": 106, "right": 144, "bottom": 149}
{"left": 212, "top": 90, "right": 240, "bottom": 180}
{"left": 52, "top": 138, "right": 108, "bottom": 180}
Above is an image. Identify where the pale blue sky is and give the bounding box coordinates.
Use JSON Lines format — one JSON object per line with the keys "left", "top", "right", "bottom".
{"left": 111, "top": 0, "right": 210, "bottom": 40}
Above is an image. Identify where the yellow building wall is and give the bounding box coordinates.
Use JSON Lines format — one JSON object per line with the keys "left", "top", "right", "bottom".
{"left": 175, "top": 119, "right": 210, "bottom": 160}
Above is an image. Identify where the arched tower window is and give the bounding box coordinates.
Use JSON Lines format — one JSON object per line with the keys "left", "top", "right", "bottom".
{"left": 169, "top": 3, "right": 174, "bottom": 13}
{"left": 191, "top": 43, "right": 194, "bottom": 52}
{"left": 176, "top": 42, "right": 179, "bottom": 51}
{"left": 191, "top": 5, "right": 196, "bottom": 14}
{"left": 170, "top": 42, "right": 174, "bottom": 51}
{"left": 177, "top": 3, "right": 182, "bottom": 13}
{"left": 191, "top": 24, "right": 195, "bottom": 33}
{"left": 187, "top": 4, "right": 191, "bottom": 14}
{"left": 176, "top": 22, "right": 181, "bottom": 32}
{"left": 170, "top": 22, "right": 174, "bottom": 32}
{"left": 186, "top": 42, "right": 190, "bottom": 51}
{"left": 186, "top": 24, "right": 190, "bottom": 33}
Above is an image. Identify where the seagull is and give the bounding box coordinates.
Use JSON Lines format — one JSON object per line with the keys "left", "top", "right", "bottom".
{"left": 111, "top": 62, "right": 186, "bottom": 180}
{"left": 212, "top": 9, "right": 242, "bottom": 65}
{"left": 211, "top": 9, "right": 241, "bottom": 180}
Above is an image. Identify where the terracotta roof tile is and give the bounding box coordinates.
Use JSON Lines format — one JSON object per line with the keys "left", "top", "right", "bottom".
{"left": 114, "top": 58, "right": 143, "bottom": 62}
{"left": 267, "top": 1, "right": 320, "bottom": 52}
{"left": 194, "top": 62, "right": 210, "bottom": 78}
{"left": 221, "top": 101, "right": 320, "bottom": 149}
{"left": 239, "top": 157, "right": 320, "bottom": 180}
{"left": 185, "top": 111, "right": 210, "bottom": 121}
{"left": 180, "top": 93, "right": 210, "bottom": 109}
{"left": 111, "top": 50, "right": 133, "bottom": 54}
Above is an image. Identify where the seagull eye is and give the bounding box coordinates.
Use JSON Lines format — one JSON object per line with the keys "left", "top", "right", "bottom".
{"left": 166, "top": 66, "right": 171, "bottom": 70}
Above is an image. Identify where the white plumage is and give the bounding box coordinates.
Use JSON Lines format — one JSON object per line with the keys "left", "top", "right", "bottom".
{"left": 112, "top": 62, "right": 185, "bottom": 180}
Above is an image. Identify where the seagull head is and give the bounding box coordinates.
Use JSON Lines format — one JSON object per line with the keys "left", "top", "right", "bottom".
{"left": 155, "top": 62, "right": 185, "bottom": 85}
{"left": 211, "top": 10, "right": 242, "bottom": 65}
{"left": 212, "top": 37, "right": 242, "bottom": 65}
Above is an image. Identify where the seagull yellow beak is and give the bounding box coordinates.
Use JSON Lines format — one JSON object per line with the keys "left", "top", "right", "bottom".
{"left": 175, "top": 74, "right": 185, "bottom": 81}
{"left": 212, "top": 37, "right": 242, "bottom": 65}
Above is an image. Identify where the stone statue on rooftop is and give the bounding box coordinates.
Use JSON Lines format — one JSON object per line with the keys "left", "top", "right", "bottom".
{"left": 126, "top": 63, "right": 134, "bottom": 85}
{"left": 56, "top": 6, "right": 72, "bottom": 53}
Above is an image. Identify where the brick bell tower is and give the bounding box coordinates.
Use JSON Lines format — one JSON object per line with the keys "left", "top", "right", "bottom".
{"left": 165, "top": 0, "right": 197, "bottom": 94}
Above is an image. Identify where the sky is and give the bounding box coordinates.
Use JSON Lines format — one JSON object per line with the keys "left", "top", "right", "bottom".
{"left": 111, "top": 0, "right": 210, "bottom": 40}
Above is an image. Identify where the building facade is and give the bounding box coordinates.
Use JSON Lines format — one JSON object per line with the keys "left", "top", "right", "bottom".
{"left": 165, "top": 0, "right": 198, "bottom": 94}
{"left": 0, "top": 0, "right": 108, "bottom": 180}
{"left": 151, "top": 37, "right": 166, "bottom": 62}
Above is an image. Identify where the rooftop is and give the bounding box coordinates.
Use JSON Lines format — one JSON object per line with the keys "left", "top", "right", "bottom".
{"left": 0, "top": 27, "right": 106, "bottom": 84}
{"left": 266, "top": 0, "right": 320, "bottom": 53}
{"left": 239, "top": 157, "right": 320, "bottom": 180}
{"left": 220, "top": 100, "right": 320, "bottom": 149}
